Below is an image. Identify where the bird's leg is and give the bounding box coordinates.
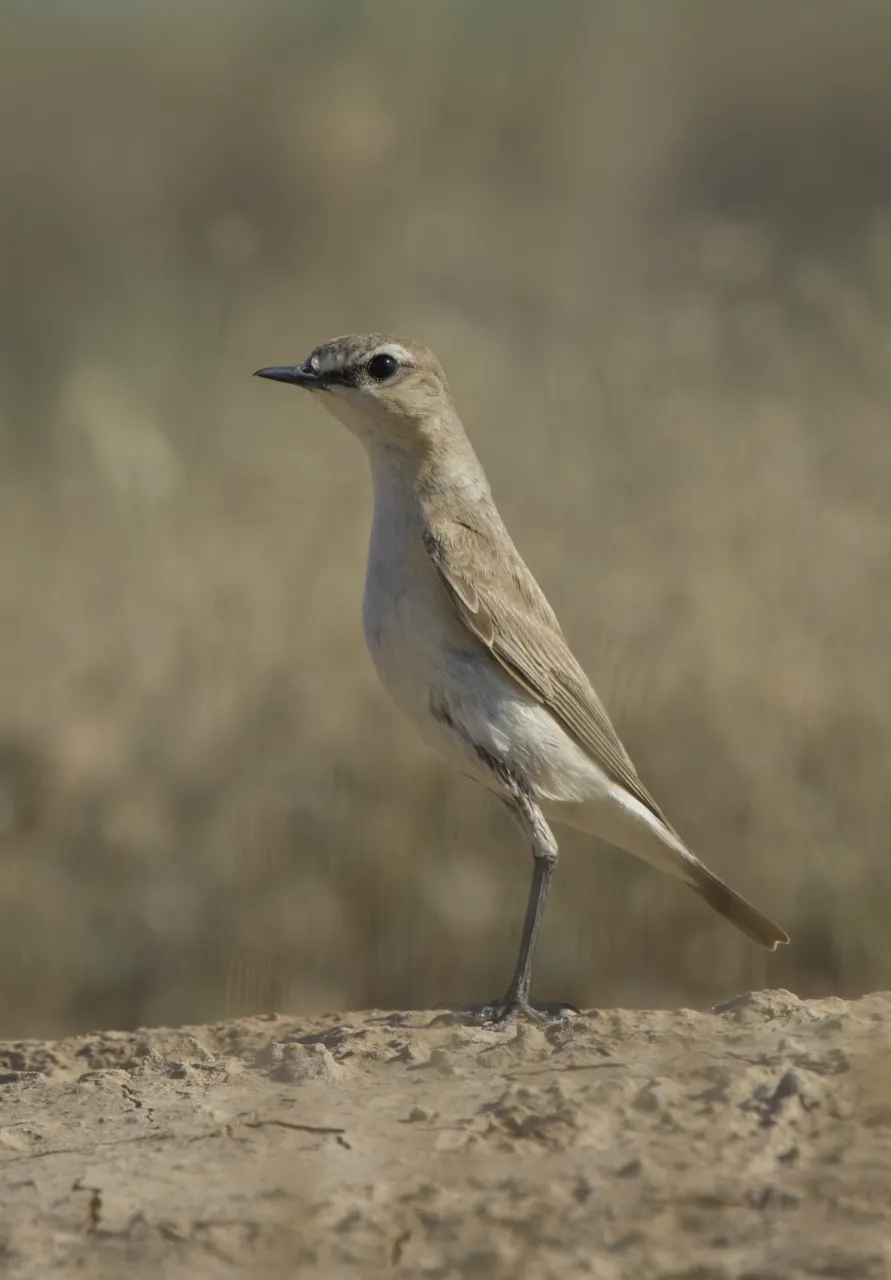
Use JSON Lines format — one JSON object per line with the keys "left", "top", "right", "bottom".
{"left": 467, "top": 790, "right": 576, "bottom": 1028}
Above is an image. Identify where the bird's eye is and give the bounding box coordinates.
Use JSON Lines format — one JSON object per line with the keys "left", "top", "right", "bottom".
{"left": 366, "top": 352, "right": 398, "bottom": 381}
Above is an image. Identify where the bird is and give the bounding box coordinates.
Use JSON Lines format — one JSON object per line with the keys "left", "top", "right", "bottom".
{"left": 255, "top": 334, "right": 789, "bottom": 1025}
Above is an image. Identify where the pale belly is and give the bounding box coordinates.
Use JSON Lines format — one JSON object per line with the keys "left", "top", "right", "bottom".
{"left": 362, "top": 544, "right": 604, "bottom": 807}
{"left": 355, "top": 467, "right": 681, "bottom": 868}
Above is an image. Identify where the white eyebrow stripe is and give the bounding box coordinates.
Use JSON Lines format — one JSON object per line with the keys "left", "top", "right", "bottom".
{"left": 373, "top": 344, "right": 413, "bottom": 364}
{"left": 315, "top": 350, "right": 348, "bottom": 374}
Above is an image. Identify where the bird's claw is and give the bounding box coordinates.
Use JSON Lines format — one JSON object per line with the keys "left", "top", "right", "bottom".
{"left": 458, "top": 993, "right": 580, "bottom": 1030}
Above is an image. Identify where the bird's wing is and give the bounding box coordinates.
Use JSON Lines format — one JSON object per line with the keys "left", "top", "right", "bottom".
{"left": 421, "top": 510, "right": 669, "bottom": 824}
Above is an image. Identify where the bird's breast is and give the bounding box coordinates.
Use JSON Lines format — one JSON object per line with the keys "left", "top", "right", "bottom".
{"left": 358, "top": 468, "right": 604, "bottom": 805}
{"left": 362, "top": 500, "right": 460, "bottom": 713}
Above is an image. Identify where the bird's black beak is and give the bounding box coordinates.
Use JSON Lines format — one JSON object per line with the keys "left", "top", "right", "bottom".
{"left": 253, "top": 359, "right": 322, "bottom": 389}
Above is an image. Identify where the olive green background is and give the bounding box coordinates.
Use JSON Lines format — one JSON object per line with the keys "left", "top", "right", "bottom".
{"left": 1, "top": 2, "right": 889, "bottom": 1037}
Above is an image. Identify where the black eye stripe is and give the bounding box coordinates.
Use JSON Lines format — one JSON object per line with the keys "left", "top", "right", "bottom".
{"left": 367, "top": 352, "right": 398, "bottom": 381}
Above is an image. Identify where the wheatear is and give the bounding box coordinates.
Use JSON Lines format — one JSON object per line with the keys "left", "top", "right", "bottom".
{"left": 256, "top": 335, "right": 788, "bottom": 1025}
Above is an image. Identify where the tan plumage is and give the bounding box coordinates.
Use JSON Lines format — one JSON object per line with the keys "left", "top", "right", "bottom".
{"left": 419, "top": 485, "right": 787, "bottom": 952}
{"left": 420, "top": 503, "right": 664, "bottom": 817}
{"left": 256, "top": 334, "right": 788, "bottom": 1022}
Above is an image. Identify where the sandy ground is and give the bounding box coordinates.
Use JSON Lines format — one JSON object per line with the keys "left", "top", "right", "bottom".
{"left": 1, "top": 990, "right": 890, "bottom": 1279}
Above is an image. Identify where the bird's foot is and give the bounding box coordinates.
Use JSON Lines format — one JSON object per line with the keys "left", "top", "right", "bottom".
{"left": 457, "top": 992, "right": 580, "bottom": 1030}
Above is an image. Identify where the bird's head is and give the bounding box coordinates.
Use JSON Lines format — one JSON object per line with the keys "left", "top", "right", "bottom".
{"left": 255, "top": 334, "right": 454, "bottom": 453}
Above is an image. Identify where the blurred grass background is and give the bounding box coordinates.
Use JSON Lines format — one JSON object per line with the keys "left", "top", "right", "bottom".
{"left": 1, "top": 0, "right": 890, "bottom": 1038}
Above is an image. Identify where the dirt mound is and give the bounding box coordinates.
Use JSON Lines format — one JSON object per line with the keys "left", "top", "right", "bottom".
{"left": 1, "top": 990, "right": 888, "bottom": 1278}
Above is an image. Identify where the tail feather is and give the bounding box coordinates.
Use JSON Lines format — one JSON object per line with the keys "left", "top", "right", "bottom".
{"left": 550, "top": 790, "right": 789, "bottom": 951}
{"left": 688, "top": 862, "right": 789, "bottom": 951}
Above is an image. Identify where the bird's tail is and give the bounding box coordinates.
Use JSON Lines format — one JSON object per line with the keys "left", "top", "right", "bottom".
{"left": 685, "top": 860, "right": 789, "bottom": 950}
{"left": 550, "top": 791, "right": 789, "bottom": 951}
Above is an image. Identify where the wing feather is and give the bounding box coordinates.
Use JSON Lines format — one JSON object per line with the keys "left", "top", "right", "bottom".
{"left": 422, "top": 515, "right": 668, "bottom": 823}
